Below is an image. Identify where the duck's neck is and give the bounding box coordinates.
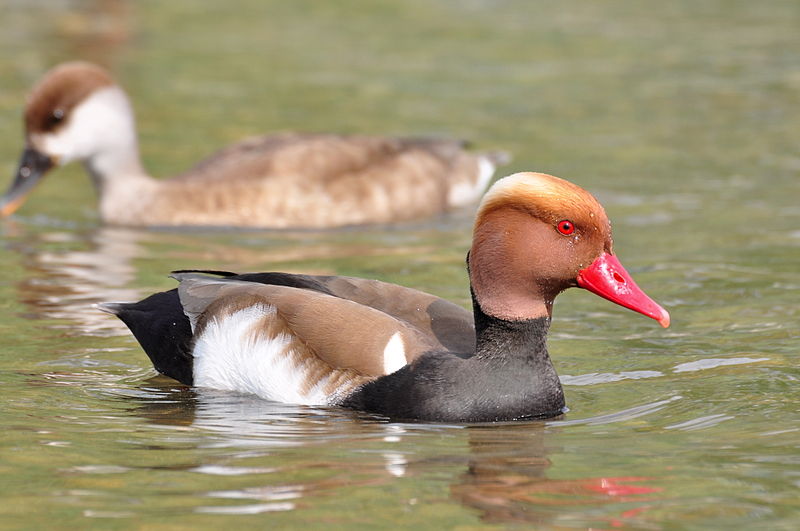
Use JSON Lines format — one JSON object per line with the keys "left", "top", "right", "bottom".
{"left": 88, "top": 152, "right": 156, "bottom": 225}
{"left": 472, "top": 290, "right": 549, "bottom": 361}
{"left": 77, "top": 86, "right": 155, "bottom": 201}
{"left": 470, "top": 293, "right": 564, "bottom": 417}
{"left": 84, "top": 144, "right": 150, "bottom": 192}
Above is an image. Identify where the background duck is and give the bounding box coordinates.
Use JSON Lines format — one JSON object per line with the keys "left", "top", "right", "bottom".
{"left": 99, "top": 172, "right": 669, "bottom": 422}
{"left": 0, "top": 61, "right": 508, "bottom": 228}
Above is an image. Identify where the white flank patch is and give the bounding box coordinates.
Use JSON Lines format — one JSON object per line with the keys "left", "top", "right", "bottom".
{"left": 447, "top": 157, "right": 496, "bottom": 207}
{"left": 193, "top": 304, "right": 343, "bottom": 405}
{"left": 382, "top": 332, "right": 407, "bottom": 374}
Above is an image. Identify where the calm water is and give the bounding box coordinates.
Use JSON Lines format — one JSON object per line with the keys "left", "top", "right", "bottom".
{"left": 1, "top": 1, "right": 799, "bottom": 528}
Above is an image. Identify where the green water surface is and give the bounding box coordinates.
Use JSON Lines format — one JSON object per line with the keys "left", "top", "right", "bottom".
{"left": 1, "top": 1, "right": 798, "bottom": 528}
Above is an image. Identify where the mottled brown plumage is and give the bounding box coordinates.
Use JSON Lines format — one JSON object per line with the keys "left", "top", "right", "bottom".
{"left": 2, "top": 62, "right": 508, "bottom": 228}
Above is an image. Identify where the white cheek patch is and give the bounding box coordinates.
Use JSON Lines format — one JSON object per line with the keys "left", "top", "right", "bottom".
{"left": 36, "top": 86, "right": 136, "bottom": 166}
{"left": 447, "top": 156, "right": 497, "bottom": 207}
{"left": 382, "top": 332, "right": 407, "bottom": 374}
{"left": 192, "top": 304, "right": 358, "bottom": 406}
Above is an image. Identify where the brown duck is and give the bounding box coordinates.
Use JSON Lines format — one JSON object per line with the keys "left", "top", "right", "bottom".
{"left": 1, "top": 62, "right": 507, "bottom": 228}
{"left": 99, "top": 172, "right": 670, "bottom": 422}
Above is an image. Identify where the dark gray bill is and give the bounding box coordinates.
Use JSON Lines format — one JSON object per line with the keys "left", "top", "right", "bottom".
{"left": 0, "top": 147, "right": 54, "bottom": 217}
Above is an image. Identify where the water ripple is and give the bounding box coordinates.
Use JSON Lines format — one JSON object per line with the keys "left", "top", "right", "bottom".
{"left": 552, "top": 396, "right": 682, "bottom": 426}
{"left": 665, "top": 414, "right": 735, "bottom": 431}
{"left": 672, "top": 357, "right": 770, "bottom": 373}
{"left": 191, "top": 464, "right": 276, "bottom": 476}
{"left": 195, "top": 502, "right": 295, "bottom": 515}
{"left": 561, "top": 371, "right": 664, "bottom": 386}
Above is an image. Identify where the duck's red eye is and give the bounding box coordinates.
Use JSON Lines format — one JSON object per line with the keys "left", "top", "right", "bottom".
{"left": 557, "top": 220, "right": 575, "bottom": 235}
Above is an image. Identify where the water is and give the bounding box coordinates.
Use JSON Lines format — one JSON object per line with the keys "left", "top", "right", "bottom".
{"left": 1, "top": 1, "right": 799, "bottom": 528}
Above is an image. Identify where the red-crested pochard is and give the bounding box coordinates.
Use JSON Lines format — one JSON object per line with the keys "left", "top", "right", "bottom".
{"left": 99, "top": 172, "right": 669, "bottom": 422}
{"left": 1, "top": 61, "right": 507, "bottom": 228}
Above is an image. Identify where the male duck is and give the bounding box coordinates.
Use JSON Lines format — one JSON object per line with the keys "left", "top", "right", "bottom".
{"left": 99, "top": 172, "right": 670, "bottom": 422}
{"left": 1, "top": 61, "right": 506, "bottom": 228}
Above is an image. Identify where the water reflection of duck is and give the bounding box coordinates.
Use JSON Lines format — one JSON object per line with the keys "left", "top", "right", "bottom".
{"left": 127, "top": 386, "right": 661, "bottom": 525}
{"left": 100, "top": 172, "right": 669, "bottom": 421}
{"left": 1, "top": 61, "right": 507, "bottom": 228}
{"left": 4, "top": 225, "right": 144, "bottom": 336}
{"left": 452, "top": 425, "right": 663, "bottom": 526}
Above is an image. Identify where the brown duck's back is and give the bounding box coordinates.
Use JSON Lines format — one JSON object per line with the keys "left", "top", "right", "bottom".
{"left": 117, "top": 134, "right": 490, "bottom": 228}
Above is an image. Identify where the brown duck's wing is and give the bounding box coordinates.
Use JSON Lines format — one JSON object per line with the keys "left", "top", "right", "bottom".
{"left": 171, "top": 133, "right": 482, "bottom": 185}
{"left": 171, "top": 133, "right": 324, "bottom": 183}
{"left": 176, "top": 274, "right": 442, "bottom": 377}
{"left": 175, "top": 270, "right": 476, "bottom": 355}
{"left": 316, "top": 275, "right": 476, "bottom": 355}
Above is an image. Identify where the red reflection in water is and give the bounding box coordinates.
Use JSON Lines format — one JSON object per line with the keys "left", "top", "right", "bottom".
{"left": 584, "top": 476, "right": 663, "bottom": 497}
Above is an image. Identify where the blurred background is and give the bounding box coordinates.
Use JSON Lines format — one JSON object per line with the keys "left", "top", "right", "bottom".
{"left": 0, "top": 1, "right": 798, "bottom": 528}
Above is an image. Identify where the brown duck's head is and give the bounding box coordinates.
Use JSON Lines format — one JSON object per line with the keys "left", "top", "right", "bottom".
{"left": 469, "top": 172, "right": 669, "bottom": 327}
{"left": 1, "top": 62, "right": 131, "bottom": 217}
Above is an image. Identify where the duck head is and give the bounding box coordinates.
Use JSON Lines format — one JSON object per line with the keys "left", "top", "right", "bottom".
{"left": 1, "top": 62, "right": 142, "bottom": 217}
{"left": 469, "top": 172, "right": 669, "bottom": 327}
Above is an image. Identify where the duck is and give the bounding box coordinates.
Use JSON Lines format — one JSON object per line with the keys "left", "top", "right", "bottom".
{"left": 0, "top": 61, "right": 507, "bottom": 228}
{"left": 98, "top": 172, "right": 670, "bottom": 422}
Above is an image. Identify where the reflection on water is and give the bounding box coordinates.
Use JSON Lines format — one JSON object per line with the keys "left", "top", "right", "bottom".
{"left": 453, "top": 426, "right": 663, "bottom": 527}
{"left": 5, "top": 225, "right": 144, "bottom": 336}
{"left": 111, "top": 382, "right": 665, "bottom": 525}
{"left": 2, "top": 221, "right": 452, "bottom": 337}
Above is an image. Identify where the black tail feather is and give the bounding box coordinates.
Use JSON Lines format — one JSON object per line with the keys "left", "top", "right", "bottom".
{"left": 98, "top": 270, "right": 341, "bottom": 386}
